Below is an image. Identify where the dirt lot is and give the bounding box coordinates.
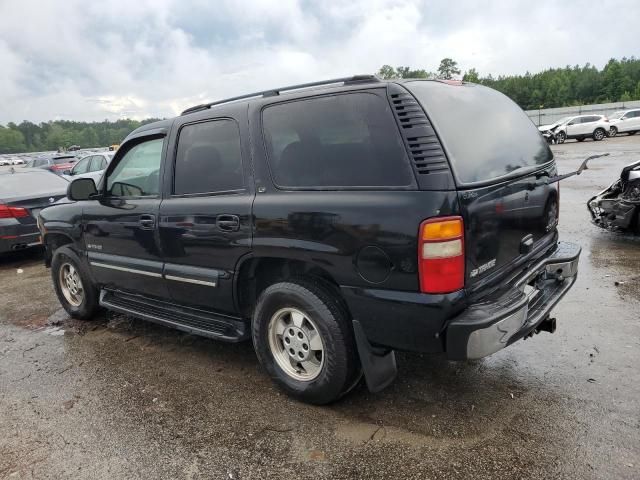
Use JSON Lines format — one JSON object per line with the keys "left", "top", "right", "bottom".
{"left": 1, "top": 136, "right": 639, "bottom": 479}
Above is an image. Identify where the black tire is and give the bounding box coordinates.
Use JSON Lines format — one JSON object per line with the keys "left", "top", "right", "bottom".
{"left": 593, "top": 128, "right": 606, "bottom": 141}
{"left": 629, "top": 131, "right": 637, "bottom": 136}
{"left": 576, "top": 137, "right": 585, "bottom": 142}
{"left": 51, "top": 246, "right": 100, "bottom": 320}
{"left": 556, "top": 131, "right": 566, "bottom": 144}
{"left": 252, "top": 278, "right": 360, "bottom": 405}
{"left": 610, "top": 126, "right": 618, "bottom": 137}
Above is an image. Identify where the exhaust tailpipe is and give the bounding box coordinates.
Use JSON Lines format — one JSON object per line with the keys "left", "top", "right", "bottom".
{"left": 537, "top": 317, "right": 556, "bottom": 334}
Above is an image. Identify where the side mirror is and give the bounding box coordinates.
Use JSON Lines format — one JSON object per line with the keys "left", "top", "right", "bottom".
{"left": 67, "top": 178, "right": 98, "bottom": 201}
{"left": 63, "top": 169, "right": 72, "bottom": 176}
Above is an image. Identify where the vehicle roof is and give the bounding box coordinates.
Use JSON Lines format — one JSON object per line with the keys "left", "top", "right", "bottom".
{"left": 126, "top": 76, "right": 461, "bottom": 141}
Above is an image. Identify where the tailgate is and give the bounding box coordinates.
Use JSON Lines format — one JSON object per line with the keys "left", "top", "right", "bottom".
{"left": 459, "top": 165, "right": 559, "bottom": 287}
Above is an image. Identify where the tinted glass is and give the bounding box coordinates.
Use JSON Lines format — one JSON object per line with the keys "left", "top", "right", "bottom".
{"left": 263, "top": 93, "right": 413, "bottom": 188}
{"left": 174, "top": 120, "right": 244, "bottom": 195}
{"left": 0, "top": 172, "right": 68, "bottom": 196}
{"left": 73, "top": 157, "right": 91, "bottom": 174}
{"left": 34, "top": 159, "right": 48, "bottom": 167}
{"left": 107, "top": 138, "right": 163, "bottom": 197}
{"left": 406, "top": 81, "right": 553, "bottom": 184}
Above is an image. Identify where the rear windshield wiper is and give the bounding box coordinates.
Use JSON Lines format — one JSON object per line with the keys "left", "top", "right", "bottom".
{"left": 538, "top": 153, "right": 609, "bottom": 184}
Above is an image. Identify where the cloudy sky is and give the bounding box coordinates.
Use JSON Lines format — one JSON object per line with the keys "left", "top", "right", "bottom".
{"left": 0, "top": 0, "right": 637, "bottom": 124}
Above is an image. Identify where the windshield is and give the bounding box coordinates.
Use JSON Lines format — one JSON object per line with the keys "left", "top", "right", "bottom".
{"left": 405, "top": 81, "right": 553, "bottom": 184}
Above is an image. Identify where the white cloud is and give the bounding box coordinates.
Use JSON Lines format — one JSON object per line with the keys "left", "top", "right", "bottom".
{"left": 0, "top": 0, "right": 638, "bottom": 123}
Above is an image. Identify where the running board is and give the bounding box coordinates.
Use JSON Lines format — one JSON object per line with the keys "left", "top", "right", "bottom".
{"left": 99, "top": 290, "right": 248, "bottom": 342}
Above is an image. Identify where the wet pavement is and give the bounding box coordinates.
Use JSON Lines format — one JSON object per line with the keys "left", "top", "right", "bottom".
{"left": 1, "top": 136, "right": 639, "bottom": 479}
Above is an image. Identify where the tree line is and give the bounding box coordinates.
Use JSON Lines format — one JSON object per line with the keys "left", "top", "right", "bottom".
{"left": 1, "top": 57, "right": 639, "bottom": 154}
{"left": 0, "top": 118, "right": 160, "bottom": 154}
{"left": 379, "top": 57, "right": 640, "bottom": 110}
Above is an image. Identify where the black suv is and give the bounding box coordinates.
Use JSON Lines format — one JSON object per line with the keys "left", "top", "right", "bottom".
{"left": 39, "top": 76, "right": 580, "bottom": 404}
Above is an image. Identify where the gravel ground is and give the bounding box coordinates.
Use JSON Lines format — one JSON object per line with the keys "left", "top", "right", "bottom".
{"left": 1, "top": 135, "right": 639, "bottom": 479}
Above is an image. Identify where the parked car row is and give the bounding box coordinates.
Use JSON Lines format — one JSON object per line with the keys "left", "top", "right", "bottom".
{"left": 538, "top": 109, "right": 640, "bottom": 144}
{"left": 0, "top": 156, "right": 27, "bottom": 166}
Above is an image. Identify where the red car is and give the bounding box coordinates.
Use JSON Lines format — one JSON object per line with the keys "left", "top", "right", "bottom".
{"left": 25, "top": 155, "right": 78, "bottom": 175}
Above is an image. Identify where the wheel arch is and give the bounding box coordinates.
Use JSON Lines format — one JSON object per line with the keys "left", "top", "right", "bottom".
{"left": 43, "top": 232, "right": 75, "bottom": 267}
{"left": 235, "top": 256, "right": 345, "bottom": 319}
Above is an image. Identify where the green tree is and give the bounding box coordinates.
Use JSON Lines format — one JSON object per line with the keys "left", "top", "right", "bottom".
{"left": 378, "top": 65, "right": 397, "bottom": 79}
{"left": 0, "top": 126, "right": 26, "bottom": 153}
{"left": 462, "top": 68, "right": 480, "bottom": 83}
{"left": 437, "top": 58, "right": 461, "bottom": 79}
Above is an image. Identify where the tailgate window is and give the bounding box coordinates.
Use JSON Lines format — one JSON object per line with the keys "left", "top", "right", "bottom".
{"left": 405, "top": 81, "right": 552, "bottom": 184}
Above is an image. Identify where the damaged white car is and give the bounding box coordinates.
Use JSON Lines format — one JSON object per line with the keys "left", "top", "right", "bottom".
{"left": 588, "top": 160, "right": 640, "bottom": 233}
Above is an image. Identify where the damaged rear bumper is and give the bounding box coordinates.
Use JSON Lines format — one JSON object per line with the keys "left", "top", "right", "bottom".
{"left": 446, "top": 241, "right": 581, "bottom": 360}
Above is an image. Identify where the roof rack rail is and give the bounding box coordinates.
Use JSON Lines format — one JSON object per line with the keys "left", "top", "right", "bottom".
{"left": 180, "top": 74, "right": 380, "bottom": 115}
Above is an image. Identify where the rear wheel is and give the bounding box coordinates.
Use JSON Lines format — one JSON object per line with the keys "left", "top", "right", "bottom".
{"left": 252, "top": 278, "right": 360, "bottom": 404}
{"left": 610, "top": 126, "right": 618, "bottom": 137}
{"left": 556, "top": 131, "right": 566, "bottom": 144}
{"left": 51, "top": 246, "right": 99, "bottom": 320}
{"left": 593, "top": 128, "right": 605, "bottom": 141}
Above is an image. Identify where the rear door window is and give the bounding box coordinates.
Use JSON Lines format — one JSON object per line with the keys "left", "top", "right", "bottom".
{"left": 89, "top": 155, "right": 106, "bottom": 171}
{"left": 173, "top": 119, "right": 244, "bottom": 195}
{"left": 405, "top": 81, "right": 553, "bottom": 184}
{"left": 262, "top": 92, "right": 413, "bottom": 188}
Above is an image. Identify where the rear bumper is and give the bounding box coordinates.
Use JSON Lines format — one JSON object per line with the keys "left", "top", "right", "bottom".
{"left": 0, "top": 223, "right": 41, "bottom": 253}
{"left": 445, "top": 241, "right": 581, "bottom": 360}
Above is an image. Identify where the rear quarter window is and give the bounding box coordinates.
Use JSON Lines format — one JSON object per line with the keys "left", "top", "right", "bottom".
{"left": 405, "top": 81, "right": 553, "bottom": 185}
{"left": 262, "top": 92, "right": 414, "bottom": 189}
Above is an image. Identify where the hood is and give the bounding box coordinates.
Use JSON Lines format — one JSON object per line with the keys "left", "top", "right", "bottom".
{"left": 538, "top": 123, "right": 561, "bottom": 131}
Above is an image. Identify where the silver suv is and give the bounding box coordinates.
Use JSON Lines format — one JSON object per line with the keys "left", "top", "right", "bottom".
{"left": 539, "top": 114, "right": 610, "bottom": 143}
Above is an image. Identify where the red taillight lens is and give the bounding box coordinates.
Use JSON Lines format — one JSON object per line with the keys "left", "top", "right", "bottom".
{"left": 0, "top": 204, "right": 29, "bottom": 219}
{"left": 418, "top": 216, "right": 465, "bottom": 294}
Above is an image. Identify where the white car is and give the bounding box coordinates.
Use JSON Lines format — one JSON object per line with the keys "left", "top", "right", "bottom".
{"left": 608, "top": 109, "right": 640, "bottom": 137}
{"left": 63, "top": 152, "right": 114, "bottom": 182}
{"left": 10, "top": 157, "right": 25, "bottom": 165}
{"left": 538, "top": 114, "right": 610, "bottom": 144}
{"left": 0, "top": 158, "right": 11, "bottom": 166}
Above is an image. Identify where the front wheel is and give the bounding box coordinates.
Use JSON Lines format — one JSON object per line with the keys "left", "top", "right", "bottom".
{"left": 556, "top": 131, "right": 566, "bottom": 144}
{"left": 610, "top": 126, "right": 618, "bottom": 137}
{"left": 51, "top": 246, "right": 100, "bottom": 319}
{"left": 252, "top": 279, "right": 360, "bottom": 404}
{"left": 593, "top": 128, "right": 606, "bottom": 141}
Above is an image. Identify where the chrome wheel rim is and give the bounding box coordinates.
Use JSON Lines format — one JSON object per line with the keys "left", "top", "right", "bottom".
{"left": 557, "top": 132, "right": 565, "bottom": 143}
{"left": 610, "top": 127, "right": 617, "bottom": 137}
{"left": 59, "top": 262, "right": 84, "bottom": 307}
{"left": 268, "top": 307, "right": 324, "bottom": 381}
{"left": 595, "top": 130, "right": 603, "bottom": 140}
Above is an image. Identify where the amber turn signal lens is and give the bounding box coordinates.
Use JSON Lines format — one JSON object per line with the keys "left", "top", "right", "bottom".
{"left": 421, "top": 218, "right": 463, "bottom": 241}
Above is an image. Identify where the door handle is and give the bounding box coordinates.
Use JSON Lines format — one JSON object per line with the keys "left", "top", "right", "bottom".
{"left": 216, "top": 214, "right": 240, "bottom": 232}
{"left": 139, "top": 214, "right": 156, "bottom": 230}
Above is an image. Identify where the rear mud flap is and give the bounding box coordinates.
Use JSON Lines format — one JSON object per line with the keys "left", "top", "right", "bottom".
{"left": 353, "top": 320, "right": 397, "bottom": 393}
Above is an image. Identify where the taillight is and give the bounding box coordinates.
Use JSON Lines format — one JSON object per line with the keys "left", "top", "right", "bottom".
{"left": 0, "top": 204, "right": 29, "bottom": 219}
{"left": 418, "top": 216, "right": 465, "bottom": 294}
